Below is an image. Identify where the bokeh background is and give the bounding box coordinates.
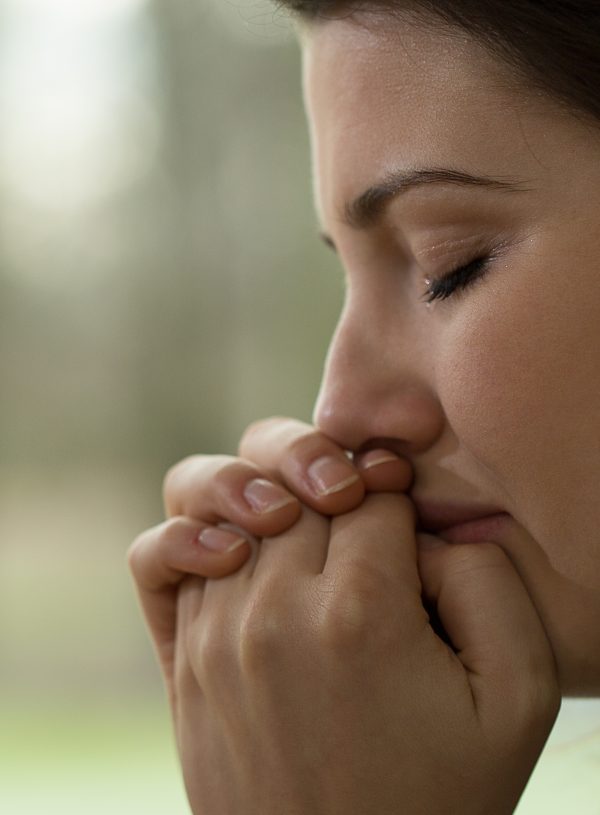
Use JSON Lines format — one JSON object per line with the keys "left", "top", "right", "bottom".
{"left": 1, "top": 1, "right": 599, "bottom": 813}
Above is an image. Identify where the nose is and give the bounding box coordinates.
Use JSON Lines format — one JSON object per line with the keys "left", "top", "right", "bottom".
{"left": 313, "top": 300, "right": 445, "bottom": 456}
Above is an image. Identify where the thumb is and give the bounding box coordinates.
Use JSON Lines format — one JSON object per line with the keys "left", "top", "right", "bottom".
{"left": 417, "top": 534, "right": 560, "bottom": 729}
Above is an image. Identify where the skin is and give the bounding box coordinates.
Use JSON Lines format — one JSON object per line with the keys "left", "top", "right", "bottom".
{"left": 128, "top": 10, "right": 600, "bottom": 814}
{"left": 303, "top": 13, "right": 600, "bottom": 694}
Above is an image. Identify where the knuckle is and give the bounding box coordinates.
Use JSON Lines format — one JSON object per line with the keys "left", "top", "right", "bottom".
{"left": 518, "top": 660, "right": 561, "bottom": 727}
{"left": 161, "top": 515, "right": 191, "bottom": 542}
{"left": 315, "top": 571, "right": 383, "bottom": 652}
{"left": 126, "top": 533, "right": 145, "bottom": 577}
{"left": 238, "top": 416, "right": 286, "bottom": 455}
{"left": 173, "top": 645, "right": 198, "bottom": 701}
{"left": 211, "top": 458, "right": 255, "bottom": 493}
{"left": 162, "top": 455, "right": 200, "bottom": 511}
{"left": 127, "top": 517, "right": 194, "bottom": 584}
{"left": 163, "top": 454, "right": 246, "bottom": 514}
{"left": 238, "top": 594, "right": 288, "bottom": 674}
{"left": 320, "top": 599, "right": 372, "bottom": 652}
{"left": 194, "top": 619, "right": 234, "bottom": 674}
{"left": 239, "top": 416, "right": 271, "bottom": 444}
{"left": 531, "top": 681, "right": 561, "bottom": 725}
{"left": 239, "top": 416, "right": 315, "bottom": 460}
{"left": 504, "top": 683, "right": 561, "bottom": 751}
{"left": 126, "top": 521, "right": 169, "bottom": 577}
{"left": 286, "top": 429, "right": 323, "bottom": 462}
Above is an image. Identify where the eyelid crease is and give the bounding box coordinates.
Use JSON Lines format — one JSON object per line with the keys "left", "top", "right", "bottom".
{"left": 416, "top": 229, "right": 516, "bottom": 264}
{"left": 420, "top": 237, "right": 515, "bottom": 283}
{"left": 416, "top": 236, "right": 483, "bottom": 259}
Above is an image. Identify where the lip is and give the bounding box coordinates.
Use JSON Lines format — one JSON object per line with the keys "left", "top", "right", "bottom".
{"left": 436, "top": 513, "right": 511, "bottom": 543}
{"left": 412, "top": 497, "right": 510, "bottom": 542}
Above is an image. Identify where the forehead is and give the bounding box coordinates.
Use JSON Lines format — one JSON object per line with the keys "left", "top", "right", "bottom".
{"left": 301, "top": 16, "right": 534, "bottom": 221}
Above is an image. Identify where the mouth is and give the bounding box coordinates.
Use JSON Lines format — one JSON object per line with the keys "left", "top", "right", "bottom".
{"left": 412, "top": 497, "right": 511, "bottom": 544}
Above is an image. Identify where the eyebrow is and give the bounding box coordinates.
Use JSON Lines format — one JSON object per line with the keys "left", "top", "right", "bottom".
{"left": 320, "top": 166, "right": 532, "bottom": 248}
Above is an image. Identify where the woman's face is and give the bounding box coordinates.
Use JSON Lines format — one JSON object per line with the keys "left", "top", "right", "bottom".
{"left": 302, "top": 14, "right": 600, "bottom": 695}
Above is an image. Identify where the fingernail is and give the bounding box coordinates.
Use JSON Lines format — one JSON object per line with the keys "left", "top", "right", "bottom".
{"left": 359, "top": 449, "right": 400, "bottom": 470}
{"left": 243, "top": 478, "right": 297, "bottom": 514}
{"left": 307, "top": 455, "right": 360, "bottom": 497}
{"left": 198, "top": 527, "right": 248, "bottom": 553}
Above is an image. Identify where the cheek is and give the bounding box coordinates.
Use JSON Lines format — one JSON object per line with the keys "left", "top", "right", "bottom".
{"left": 438, "top": 265, "right": 600, "bottom": 581}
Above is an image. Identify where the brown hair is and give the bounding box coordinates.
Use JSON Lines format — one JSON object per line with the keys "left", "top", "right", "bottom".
{"left": 279, "top": 1, "right": 600, "bottom": 123}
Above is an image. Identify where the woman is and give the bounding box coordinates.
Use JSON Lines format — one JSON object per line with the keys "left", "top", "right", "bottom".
{"left": 129, "top": 1, "right": 600, "bottom": 812}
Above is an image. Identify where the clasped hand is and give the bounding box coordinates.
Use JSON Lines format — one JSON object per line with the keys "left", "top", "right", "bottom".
{"left": 129, "top": 418, "right": 560, "bottom": 815}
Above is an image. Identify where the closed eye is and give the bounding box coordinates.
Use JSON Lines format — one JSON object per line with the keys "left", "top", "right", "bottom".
{"left": 421, "top": 254, "right": 491, "bottom": 303}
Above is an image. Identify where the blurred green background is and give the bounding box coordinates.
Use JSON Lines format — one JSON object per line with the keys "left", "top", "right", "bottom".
{"left": 2, "top": 1, "right": 599, "bottom": 813}
{"left": 0, "top": 1, "right": 341, "bottom": 812}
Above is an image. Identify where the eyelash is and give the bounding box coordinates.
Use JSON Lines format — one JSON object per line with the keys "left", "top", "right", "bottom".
{"left": 421, "top": 254, "right": 492, "bottom": 303}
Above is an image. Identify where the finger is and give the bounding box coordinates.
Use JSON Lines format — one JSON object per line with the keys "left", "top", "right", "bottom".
{"left": 417, "top": 537, "right": 560, "bottom": 730}
{"left": 353, "top": 448, "right": 413, "bottom": 493}
{"left": 324, "top": 493, "right": 423, "bottom": 614}
{"left": 249, "top": 504, "right": 331, "bottom": 580}
{"left": 129, "top": 516, "right": 253, "bottom": 591}
{"left": 201, "top": 508, "right": 328, "bottom": 635}
{"left": 239, "top": 417, "right": 366, "bottom": 515}
{"left": 128, "top": 517, "right": 253, "bottom": 664}
{"left": 163, "top": 454, "right": 301, "bottom": 536}
{"left": 173, "top": 574, "right": 208, "bottom": 711}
